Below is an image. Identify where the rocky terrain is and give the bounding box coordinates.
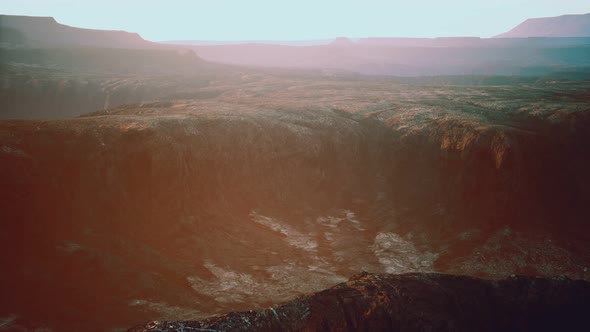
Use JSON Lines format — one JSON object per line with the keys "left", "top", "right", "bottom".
{"left": 1, "top": 70, "right": 589, "bottom": 330}
{"left": 0, "top": 47, "right": 225, "bottom": 119}
{"left": 1, "top": 15, "right": 590, "bottom": 331}
{"left": 129, "top": 272, "right": 590, "bottom": 332}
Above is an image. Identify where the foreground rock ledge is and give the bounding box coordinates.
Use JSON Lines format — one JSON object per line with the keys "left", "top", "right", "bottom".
{"left": 129, "top": 272, "right": 590, "bottom": 332}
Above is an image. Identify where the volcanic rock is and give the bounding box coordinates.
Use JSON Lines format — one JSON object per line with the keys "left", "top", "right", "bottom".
{"left": 129, "top": 272, "right": 590, "bottom": 332}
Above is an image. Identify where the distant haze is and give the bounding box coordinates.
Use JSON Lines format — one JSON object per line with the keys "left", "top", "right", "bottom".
{"left": 495, "top": 13, "right": 590, "bottom": 37}
{"left": 2, "top": 0, "right": 589, "bottom": 41}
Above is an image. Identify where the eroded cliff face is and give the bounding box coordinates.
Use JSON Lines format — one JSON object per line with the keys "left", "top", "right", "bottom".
{"left": 0, "top": 104, "right": 380, "bottom": 331}
{"left": 0, "top": 78, "right": 589, "bottom": 331}
{"left": 386, "top": 110, "right": 590, "bottom": 232}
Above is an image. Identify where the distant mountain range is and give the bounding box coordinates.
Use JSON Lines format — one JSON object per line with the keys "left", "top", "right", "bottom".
{"left": 161, "top": 13, "right": 590, "bottom": 46}
{"left": 0, "top": 14, "right": 158, "bottom": 48}
{"left": 2, "top": 13, "right": 590, "bottom": 50}
{"left": 161, "top": 39, "right": 335, "bottom": 46}
{"left": 1, "top": 13, "right": 590, "bottom": 77}
{"left": 495, "top": 13, "right": 590, "bottom": 38}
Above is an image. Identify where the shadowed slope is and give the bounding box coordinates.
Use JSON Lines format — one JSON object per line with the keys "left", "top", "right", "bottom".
{"left": 129, "top": 272, "right": 590, "bottom": 332}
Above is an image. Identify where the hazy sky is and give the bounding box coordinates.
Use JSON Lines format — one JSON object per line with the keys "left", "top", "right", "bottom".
{"left": 2, "top": 0, "right": 589, "bottom": 41}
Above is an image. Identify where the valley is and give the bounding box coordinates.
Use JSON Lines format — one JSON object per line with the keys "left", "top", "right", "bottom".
{"left": 1, "top": 69, "right": 589, "bottom": 331}
{"left": 1, "top": 12, "right": 589, "bottom": 332}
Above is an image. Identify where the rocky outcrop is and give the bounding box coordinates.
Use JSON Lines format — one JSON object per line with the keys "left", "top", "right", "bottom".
{"left": 129, "top": 272, "right": 590, "bottom": 332}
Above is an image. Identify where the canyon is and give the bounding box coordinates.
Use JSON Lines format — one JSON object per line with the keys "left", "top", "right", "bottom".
{"left": 1, "top": 14, "right": 589, "bottom": 332}
{"left": 1, "top": 71, "right": 589, "bottom": 331}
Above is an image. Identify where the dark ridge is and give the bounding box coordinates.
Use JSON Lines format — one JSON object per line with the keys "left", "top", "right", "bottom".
{"left": 129, "top": 272, "right": 590, "bottom": 332}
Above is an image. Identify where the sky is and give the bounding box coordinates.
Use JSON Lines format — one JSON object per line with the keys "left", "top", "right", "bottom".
{"left": 1, "top": 0, "right": 589, "bottom": 41}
